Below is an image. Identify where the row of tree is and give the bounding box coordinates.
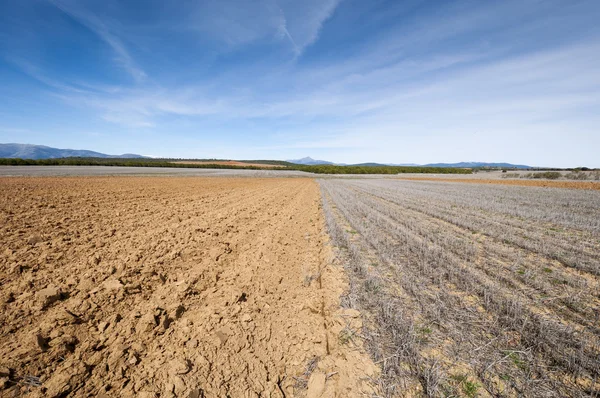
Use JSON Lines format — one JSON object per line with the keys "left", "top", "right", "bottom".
{"left": 294, "top": 164, "right": 472, "bottom": 174}
{"left": 0, "top": 157, "right": 266, "bottom": 169}
{"left": 0, "top": 157, "right": 472, "bottom": 174}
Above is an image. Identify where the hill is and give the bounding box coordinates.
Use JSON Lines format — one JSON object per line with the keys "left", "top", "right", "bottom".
{"left": 289, "top": 157, "right": 531, "bottom": 169}
{"left": 423, "top": 162, "right": 531, "bottom": 169}
{"left": 287, "top": 156, "right": 334, "bottom": 165}
{"left": 0, "top": 143, "right": 145, "bottom": 159}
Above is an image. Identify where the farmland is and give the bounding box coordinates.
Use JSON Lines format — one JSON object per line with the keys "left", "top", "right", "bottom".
{"left": 0, "top": 177, "right": 377, "bottom": 397}
{"left": 170, "top": 161, "right": 286, "bottom": 168}
{"left": 1, "top": 172, "right": 599, "bottom": 397}
{"left": 395, "top": 177, "right": 600, "bottom": 191}
{"left": 320, "top": 178, "right": 600, "bottom": 397}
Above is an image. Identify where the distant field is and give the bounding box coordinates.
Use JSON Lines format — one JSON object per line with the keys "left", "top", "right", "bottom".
{"left": 396, "top": 176, "right": 600, "bottom": 190}
{"left": 0, "top": 166, "right": 310, "bottom": 177}
{"left": 320, "top": 178, "right": 600, "bottom": 396}
{"left": 171, "top": 160, "right": 285, "bottom": 168}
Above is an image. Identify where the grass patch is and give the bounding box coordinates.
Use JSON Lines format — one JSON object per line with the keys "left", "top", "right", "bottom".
{"left": 449, "top": 374, "right": 480, "bottom": 398}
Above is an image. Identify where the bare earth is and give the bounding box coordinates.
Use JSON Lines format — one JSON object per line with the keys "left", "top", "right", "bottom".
{"left": 0, "top": 177, "right": 377, "bottom": 397}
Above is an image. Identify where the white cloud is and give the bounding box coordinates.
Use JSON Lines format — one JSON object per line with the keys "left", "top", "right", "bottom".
{"left": 44, "top": 37, "right": 599, "bottom": 135}
{"left": 277, "top": 0, "right": 341, "bottom": 55}
{"left": 191, "top": 0, "right": 281, "bottom": 47}
{"left": 190, "top": 0, "right": 340, "bottom": 56}
{"left": 46, "top": 0, "right": 147, "bottom": 82}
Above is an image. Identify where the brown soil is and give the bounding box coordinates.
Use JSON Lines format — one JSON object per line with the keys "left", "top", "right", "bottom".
{"left": 171, "top": 161, "right": 285, "bottom": 168}
{"left": 0, "top": 177, "right": 377, "bottom": 397}
{"left": 395, "top": 177, "right": 600, "bottom": 190}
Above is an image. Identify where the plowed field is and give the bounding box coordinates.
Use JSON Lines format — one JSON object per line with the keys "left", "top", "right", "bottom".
{"left": 0, "top": 177, "right": 377, "bottom": 397}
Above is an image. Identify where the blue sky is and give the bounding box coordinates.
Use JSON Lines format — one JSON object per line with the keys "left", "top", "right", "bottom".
{"left": 0, "top": 0, "right": 599, "bottom": 166}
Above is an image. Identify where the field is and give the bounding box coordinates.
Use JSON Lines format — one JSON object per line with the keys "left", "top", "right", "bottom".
{"left": 0, "top": 166, "right": 310, "bottom": 177}
{"left": 395, "top": 176, "right": 600, "bottom": 191}
{"left": 320, "top": 178, "right": 600, "bottom": 397}
{"left": 0, "top": 177, "right": 377, "bottom": 397}
{"left": 1, "top": 173, "right": 599, "bottom": 397}
{"left": 170, "top": 161, "right": 286, "bottom": 168}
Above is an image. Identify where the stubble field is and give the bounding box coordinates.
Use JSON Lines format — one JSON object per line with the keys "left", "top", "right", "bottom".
{"left": 320, "top": 178, "right": 600, "bottom": 397}
{"left": 0, "top": 177, "right": 377, "bottom": 397}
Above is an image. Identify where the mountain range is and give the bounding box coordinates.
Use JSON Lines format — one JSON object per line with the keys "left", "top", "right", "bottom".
{"left": 0, "top": 146, "right": 532, "bottom": 169}
{"left": 423, "top": 162, "right": 531, "bottom": 169}
{"left": 0, "top": 144, "right": 144, "bottom": 159}
{"left": 287, "top": 157, "right": 531, "bottom": 169}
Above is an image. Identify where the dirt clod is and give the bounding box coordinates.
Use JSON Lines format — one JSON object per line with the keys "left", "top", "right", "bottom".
{"left": 36, "top": 285, "right": 62, "bottom": 309}
{"left": 102, "top": 278, "right": 123, "bottom": 291}
{"left": 307, "top": 371, "right": 327, "bottom": 398}
{"left": 35, "top": 334, "right": 50, "bottom": 352}
{"left": 136, "top": 313, "right": 157, "bottom": 334}
{"left": 169, "top": 359, "right": 190, "bottom": 375}
{"left": 27, "top": 234, "right": 43, "bottom": 245}
{"left": 97, "top": 321, "right": 109, "bottom": 332}
{"left": 187, "top": 388, "right": 203, "bottom": 398}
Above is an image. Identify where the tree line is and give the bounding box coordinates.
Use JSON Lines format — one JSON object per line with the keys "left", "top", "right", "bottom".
{"left": 0, "top": 157, "right": 472, "bottom": 174}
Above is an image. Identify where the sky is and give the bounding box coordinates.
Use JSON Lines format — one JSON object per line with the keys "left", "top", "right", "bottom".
{"left": 0, "top": 0, "right": 599, "bottom": 167}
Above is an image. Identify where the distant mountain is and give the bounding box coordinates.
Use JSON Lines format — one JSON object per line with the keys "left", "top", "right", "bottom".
{"left": 0, "top": 144, "right": 145, "bottom": 160}
{"left": 287, "top": 157, "right": 530, "bottom": 169}
{"left": 287, "top": 156, "right": 334, "bottom": 165}
{"left": 424, "top": 162, "right": 531, "bottom": 169}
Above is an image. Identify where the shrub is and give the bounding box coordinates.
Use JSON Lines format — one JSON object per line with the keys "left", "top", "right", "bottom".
{"left": 532, "top": 171, "right": 561, "bottom": 180}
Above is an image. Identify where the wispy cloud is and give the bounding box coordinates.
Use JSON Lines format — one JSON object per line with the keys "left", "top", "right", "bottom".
{"left": 6, "top": 57, "right": 87, "bottom": 93}
{"left": 6, "top": 56, "right": 127, "bottom": 98}
{"left": 189, "top": 0, "right": 340, "bottom": 56}
{"left": 191, "top": 1, "right": 280, "bottom": 47}
{"left": 275, "top": 10, "right": 299, "bottom": 55}
{"left": 277, "top": 0, "right": 341, "bottom": 56}
{"left": 46, "top": 0, "right": 146, "bottom": 82}
{"left": 47, "top": 38, "right": 598, "bottom": 133}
